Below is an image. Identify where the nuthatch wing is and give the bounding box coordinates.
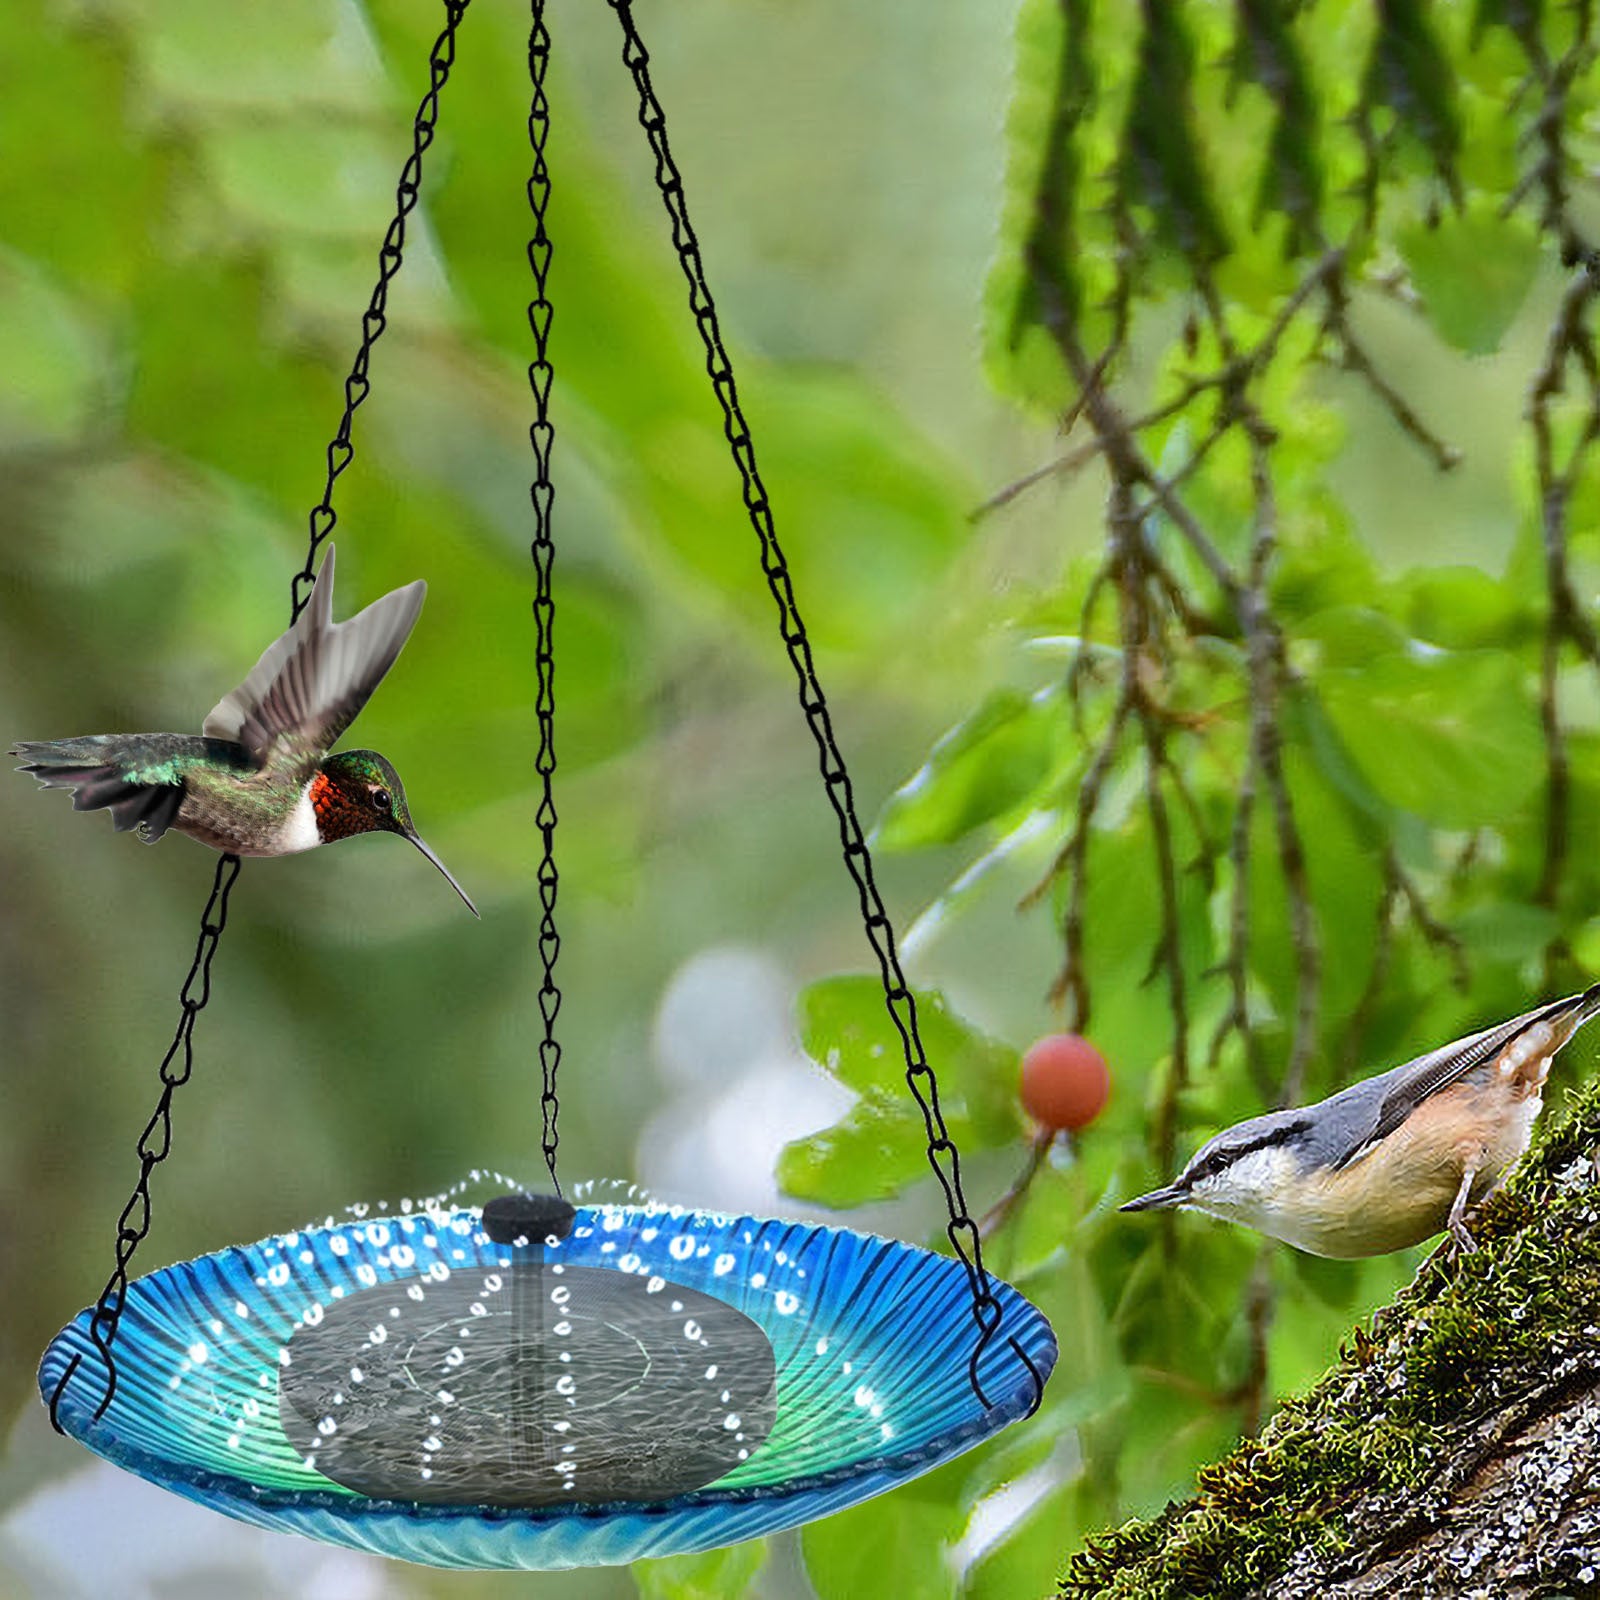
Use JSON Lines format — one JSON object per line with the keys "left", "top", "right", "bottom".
{"left": 1121, "top": 984, "right": 1600, "bottom": 1257}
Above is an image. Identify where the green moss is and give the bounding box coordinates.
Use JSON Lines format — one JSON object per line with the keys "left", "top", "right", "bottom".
{"left": 1060, "top": 1078, "right": 1600, "bottom": 1598}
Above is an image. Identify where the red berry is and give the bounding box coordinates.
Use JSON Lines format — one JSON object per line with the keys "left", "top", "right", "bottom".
{"left": 1018, "top": 1034, "right": 1110, "bottom": 1132}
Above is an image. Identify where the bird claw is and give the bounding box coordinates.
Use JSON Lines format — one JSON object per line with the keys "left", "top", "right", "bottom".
{"left": 1410, "top": 1215, "right": 1479, "bottom": 1291}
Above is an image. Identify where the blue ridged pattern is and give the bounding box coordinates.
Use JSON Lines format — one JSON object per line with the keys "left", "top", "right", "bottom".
{"left": 40, "top": 1206, "right": 1055, "bottom": 1569}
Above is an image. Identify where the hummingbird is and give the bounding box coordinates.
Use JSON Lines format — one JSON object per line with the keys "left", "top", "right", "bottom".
{"left": 11, "top": 546, "right": 478, "bottom": 915}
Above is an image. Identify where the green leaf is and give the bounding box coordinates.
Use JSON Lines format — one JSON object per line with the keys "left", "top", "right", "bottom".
{"left": 1269, "top": 514, "right": 1381, "bottom": 623}
{"left": 1237, "top": 3, "right": 1323, "bottom": 248}
{"left": 633, "top": 1542, "right": 766, "bottom": 1600}
{"left": 797, "top": 978, "right": 1018, "bottom": 1108}
{"left": 1400, "top": 563, "right": 1527, "bottom": 650}
{"left": 778, "top": 1095, "right": 948, "bottom": 1208}
{"left": 961, "top": 1480, "right": 1090, "bottom": 1600}
{"left": 1313, "top": 644, "right": 1542, "bottom": 829}
{"left": 778, "top": 978, "right": 1022, "bottom": 1207}
{"left": 982, "top": 0, "right": 1140, "bottom": 404}
{"left": 1294, "top": 604, "right": 1408, "bottom": 669}
{"left": 876, "top": 689, "right": 1064, "bottom": 852}
{"left": 1399, "top": 206, "right": 1541, "bottom": 355}
{"left": 1293, "top": 682, "right": 1395, "bottom": 827}
{"left": 1047, "top": 795, "right": 1220, "bottom": 1092}
{"left": 802, "top": 1462, "right": 971, "bottom": 1600}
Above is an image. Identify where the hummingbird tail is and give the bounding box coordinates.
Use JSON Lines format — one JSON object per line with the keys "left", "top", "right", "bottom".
{"left": 12, "top": 737, "right": 188, "bottom": 842}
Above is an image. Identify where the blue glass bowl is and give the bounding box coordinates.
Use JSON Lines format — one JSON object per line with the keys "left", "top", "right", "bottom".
{"left": 40, "top": 1206, "right": 1055, "bottom": 1570}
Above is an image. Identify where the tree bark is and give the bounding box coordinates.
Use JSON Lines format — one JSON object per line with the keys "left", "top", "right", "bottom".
{"left": 1264, "top": 1374, "right": 1600, "bottom": 1598}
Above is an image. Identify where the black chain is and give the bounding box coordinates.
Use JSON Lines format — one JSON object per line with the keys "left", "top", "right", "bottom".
{"left": 48, "top": 0, "right": 473, "bottom": 1431}
{"left": 291, "top": 0, "right": 472, "bottom": 622}
{"left": 48, "top": 854, "right": 241, "bottom": 1428}
{"left": 605, "top": 0, "right": 1040, "bottom": 1414}
{"left": 527, "top": 1, "right": 563, "bottom": 1192}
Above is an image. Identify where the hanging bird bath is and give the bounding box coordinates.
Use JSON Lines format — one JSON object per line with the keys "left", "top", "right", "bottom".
{"left": 42, "top": 1202, "right": 1056, "bottom": 1569}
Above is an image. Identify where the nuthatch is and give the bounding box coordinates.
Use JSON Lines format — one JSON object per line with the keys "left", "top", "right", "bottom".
{"left": 1120, "top": 984, "right": 1600, "bottom": 1257}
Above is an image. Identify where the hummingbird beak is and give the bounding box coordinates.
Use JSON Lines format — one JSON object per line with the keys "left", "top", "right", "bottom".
{"left": 406, "top": 831, "right": 480, "bottom": 917}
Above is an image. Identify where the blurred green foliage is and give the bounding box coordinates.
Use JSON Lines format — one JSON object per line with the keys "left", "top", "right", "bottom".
{"left": 7, "top": 0, "right": 1600, "bottom": 1598}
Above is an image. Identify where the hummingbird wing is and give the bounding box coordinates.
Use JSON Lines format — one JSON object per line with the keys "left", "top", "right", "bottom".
{"left": 202, "top": 546, "right": 426, "bottom": 771}
{"left": 1329, "top": 984, "right": 1600, "bottom": 1170}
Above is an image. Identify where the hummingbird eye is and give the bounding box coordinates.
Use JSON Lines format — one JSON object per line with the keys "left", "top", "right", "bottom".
{"left": 371, "top": 787, "right": 392, "bottom": 814}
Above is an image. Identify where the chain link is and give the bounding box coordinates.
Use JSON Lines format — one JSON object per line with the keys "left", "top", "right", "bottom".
{"left": 605, "top": 0, "right": 1040, "bottom": 1413}
{"left": 48, "top": 0, "right": 474, "bottom": 1430}
{"left": 291, "top": 1, "right": 472, "bottom": 622}
{"left": 48, "top": 854, "right": 241, "bottom": 1427}
{"left": 527, "top": 0, "right": 563, "bottom": 1192}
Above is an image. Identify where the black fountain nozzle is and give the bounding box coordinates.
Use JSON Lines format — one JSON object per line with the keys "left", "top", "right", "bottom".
{"left": 482, "top": 1191, "right": 576, "bottom": 1246}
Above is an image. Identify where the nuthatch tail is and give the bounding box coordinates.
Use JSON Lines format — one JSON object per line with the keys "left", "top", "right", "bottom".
{"left": 1121, "top": 984, "right": 1600, "bottom": 1258}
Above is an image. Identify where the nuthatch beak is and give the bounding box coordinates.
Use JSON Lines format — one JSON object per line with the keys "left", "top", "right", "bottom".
{"left": 1121, "top": 984, "right": 1600, "bottom": 1258}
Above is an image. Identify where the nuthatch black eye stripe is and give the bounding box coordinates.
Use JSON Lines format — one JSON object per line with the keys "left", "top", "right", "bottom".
{"left": 1121, "top": 984, "right": 1600, "bottom": 1258}
{"left": 1184, "top": 1118, "right": 1313, "bottom": 1187}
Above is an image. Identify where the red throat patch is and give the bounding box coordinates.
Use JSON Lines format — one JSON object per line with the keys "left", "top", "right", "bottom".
{"left": 309, "top": 770, "right": 335, "bottom": 821}
{"left": 308, "top": 769, "right": 363, "bottom": 841}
